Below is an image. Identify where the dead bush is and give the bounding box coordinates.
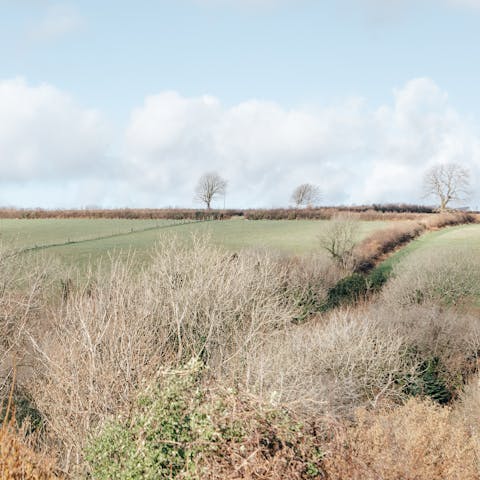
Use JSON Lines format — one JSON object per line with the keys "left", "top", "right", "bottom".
{"left": 374, "top": 303, "right": 480, "bottom": 389}
{"left": 280, "top": 254, "right": 343, "bottom": 322}
{"left": 382, "top": 248, "right": 480, "bottom": 308}
{"left": 354, "top": 221, "right": 425, "bottom": 272}
{"left": 318, "top": 215, "right": 360, "bottom": 270}
{"left": 238, "top": 309, "right": 416, "bottom": 416}
{"left": 0, "top": 248, "right": 61, "bottom": 399}
{"left": 324, "top": 398, "right": 479, "bottom": 480}
{"left": 0, "top": 416, "right": 61, "bottom": 479}
{"left": 454, "top": 372, "right": 480, "bottom": 460}
{"left": 24, "top": 236, "right": 299, "bottom": 472}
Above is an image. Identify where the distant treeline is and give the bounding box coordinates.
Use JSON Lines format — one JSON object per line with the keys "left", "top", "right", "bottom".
{"left": 0, "top": 203, "right": 466, "bottom": 221}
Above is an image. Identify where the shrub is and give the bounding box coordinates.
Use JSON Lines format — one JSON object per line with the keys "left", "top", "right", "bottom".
{"left": 324, "top": 398, "right": 479, "bottom": 480}
{"left": 24, "top": 237, "right": 299, "bottom": 471}
{"left": 324, "top": 274, "right": 367, "bottom": 310}
{"left": 239, "top": 310, "right": 416, "bottom": 416}
{"left": 0, "top": 406, "right": 61, "bottom": 479}
{"left": 402, "top": 356, "right": 452, "bottom": 404}
{"left": 372, "top": 303, "right": 480, "bottom": 402}
{"left": 382, "top": 248, "right": 480, "bottom": 308}
{"left": 86, "top": 360, "right": 325, "bottom": 480}
{"left": 280, "top": 254, "right": 342, "bottom": 323}
{"left": 365, "top": 267, "right": 390, "bottom": 292}
{"left": 318, "top": 214, "right": 359, "bottom": 270}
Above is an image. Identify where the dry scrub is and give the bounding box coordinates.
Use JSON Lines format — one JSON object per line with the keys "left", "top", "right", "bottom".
{"left": 382, "top": 247, "right": 480, "bottom": 308}
{"left": 324, "top": 398, "right": 479, "bottom": 480}
{"left": 0, "top": 232, "right": 478, "bottom": 477}
{"left": 238, "top": 310, "right": 415, "bottom": 416}
{"left": 0, "top": 416, "right": 61, "bottom": 479}
{"left": 353, "top": 211, "right": 475, "bottom": 272}
{"left": 22, "top": 237, "right": 299, "bottom": 471}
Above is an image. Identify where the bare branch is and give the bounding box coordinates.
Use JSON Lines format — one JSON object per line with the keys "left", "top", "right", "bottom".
{"left": 291, "top": 183, "right": 321, "bottom": 208}
{"left": 194, "top": 172, "right": 227, "bottom": 210}
{"left": 423, "top": 163, "right": 471, "bottom": 211}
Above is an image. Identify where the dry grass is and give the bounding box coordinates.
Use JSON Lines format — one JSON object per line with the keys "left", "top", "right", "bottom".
{"left": 0, "top": 415, "right": 61, "bottom": 480}
{"left": 324, "top": 398, "right": 479, "bottom": 480}
{"left": 353, "top": 211, "right": 475, "bottom": 272}
{"left": 382, "top": 247, "right": 480, "bottom": 308}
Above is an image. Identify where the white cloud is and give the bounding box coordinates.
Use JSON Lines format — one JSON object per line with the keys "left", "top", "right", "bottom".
{"left": 124, "top": 78, "right": 480, "bottom": 208}
{"left": 1, "top": 77, "right": 479, "bottom": 209}
{"left": 29, "top": 3, "right": 84, "bottom": 41}
{"left": 0, "top": 78, "right": 110, "bottom": 184}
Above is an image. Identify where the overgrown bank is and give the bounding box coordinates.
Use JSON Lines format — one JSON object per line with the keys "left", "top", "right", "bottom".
{"left": 316, "top": 212, "right": 477, "bottom": 312}
{"left": 0, "top": 224, "right": 480, "bottom": 478}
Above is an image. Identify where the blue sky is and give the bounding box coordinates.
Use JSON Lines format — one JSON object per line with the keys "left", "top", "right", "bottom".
{"left": 1, "top": 0, "right": 480, "bottom": 208}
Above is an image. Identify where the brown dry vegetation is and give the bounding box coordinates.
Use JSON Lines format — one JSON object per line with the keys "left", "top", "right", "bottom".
{"left": 324, "top": 398, "right": 479, "bottom": 480}
{"left": 0, "top": 223, "right": 479, "bottom": 478}
{"left": 0, "top": 410, "right": 62, "bottom": 480}
{"left": 353, "top": 211, "right": 476, "bottom": 271}
{"left": 0, "top": 204, "right": 461, "bottom": 221}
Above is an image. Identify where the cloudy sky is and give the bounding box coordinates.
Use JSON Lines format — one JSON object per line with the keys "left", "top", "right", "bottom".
{"left": 1, "top": 0, "right": 480, "bottom": 208}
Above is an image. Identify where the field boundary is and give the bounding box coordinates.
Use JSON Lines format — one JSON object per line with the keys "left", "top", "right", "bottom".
{"left": 16, "top": 219, "right": 209, "bottom": 255}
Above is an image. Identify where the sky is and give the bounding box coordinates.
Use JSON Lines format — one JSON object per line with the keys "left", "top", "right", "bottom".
{"left": 1, "top": 0, "right": 480, "bottom": 209}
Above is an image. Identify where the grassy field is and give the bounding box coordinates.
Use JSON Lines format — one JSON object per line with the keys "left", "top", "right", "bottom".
{"left": 1, "top": 217, "right": 392, "bottom": 265}
{"left": 0, "top": 218, "right": 180, "bottom": 248}
{"left": 379, "top": 223, "right": 480, "bottom": 272}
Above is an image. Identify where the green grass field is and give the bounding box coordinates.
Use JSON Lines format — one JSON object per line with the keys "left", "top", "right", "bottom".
{"left": 1, "top": 217, "right": 392, "bottom": 265}
{"left": 379, "top": 223, "right": 480, "bottom": 273}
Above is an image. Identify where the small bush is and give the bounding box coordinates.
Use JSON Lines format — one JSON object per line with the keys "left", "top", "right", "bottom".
{"left": 240, "top": 311, "right": 415, "bottom": 416}
{"left": 382, "top": 248, "right": 480, "bottom": 308}
{"left": 324, "top": 274, "right": 367, "bottom": 310}
{"left": 366, "top": 267, "right": 390, "bottom": 292}
{"left": 372, "top": 303, "right": 480, "bottom": 402}
{"left": 402, "top": 356, "right": 452, "bottom": 404}
{"left": 0, "top": 411, "right": 61, "bottom": 479}
{"left": 281, "top": 254, "right": 342, "bottom": 323}
{"left": 86, "top": 360, "right": 325, "bottom": 480}
{"left": 324, "top": 398, "right": 479, "bottom": 480}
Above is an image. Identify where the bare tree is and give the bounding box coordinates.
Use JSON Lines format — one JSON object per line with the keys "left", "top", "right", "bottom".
{"left": 319, "top": 214, "right": 359, "bottom": 270}
{"left": 195, "top": 172, "right": 227, "bottom": 210}
{"left": 423, "top": 163, "right": 471, "bottom": 211}
{"left": 291, "top": 183, "right": 321, "bottom": 208}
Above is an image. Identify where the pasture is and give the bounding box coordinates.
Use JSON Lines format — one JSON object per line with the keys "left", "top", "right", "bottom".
{"left": 2, "top": 212, "right": 480, "bottom": 479}
{"left": 1, "top": 217, "right": 392, "bottom": 264}
{"left": 379, "top": 223, "right": 480, "bottom": 272}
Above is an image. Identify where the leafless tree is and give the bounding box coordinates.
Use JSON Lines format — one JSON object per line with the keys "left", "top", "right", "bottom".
{"left": 195, "top": 172, "right": 227, "bottom": 209}
{"left": 291, "top": 183, "right": 321, "bottom": 208}
{"left": 319, "top": 214, "right": 359, "bottom": 270}
{"left": 423, "top": 163, "right": 471, "bottom": 211}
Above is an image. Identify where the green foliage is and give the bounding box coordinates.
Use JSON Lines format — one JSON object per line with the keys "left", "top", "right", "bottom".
{"left": 291, "top": 284, "right": 326, "bottom": 324}
{"left": 85, "top": 360, "right": 206, "bottom": 479}
{"left": 402, "top": 356, "right": 452, "bottom": 405}
{"left": 324, "top": 274, "right": 368, "bottom": 310}
{"left": 366, "top": 266, "right": 391, "bottom": 292}
{"left": 85, "top": 360, "right": 324, "bottom": 479}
